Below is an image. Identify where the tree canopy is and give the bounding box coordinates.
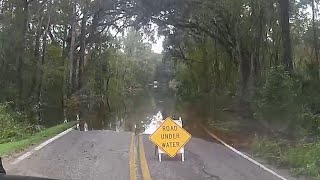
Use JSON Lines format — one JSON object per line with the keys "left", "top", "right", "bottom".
{"left": 0, "top": 0, "right": 319, "bottom": 132}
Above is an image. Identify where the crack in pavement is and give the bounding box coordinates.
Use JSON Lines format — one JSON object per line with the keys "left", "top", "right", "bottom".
{"left": 185, "top": 150, "right": 221, "bottom": 180}
{"left": 202, "top": 166, "right": 221, "bottom": 180}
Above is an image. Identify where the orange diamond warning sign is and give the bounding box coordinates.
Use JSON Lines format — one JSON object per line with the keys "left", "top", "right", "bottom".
{"left": 149, "top": 117, "right": 192, "bottom": 158}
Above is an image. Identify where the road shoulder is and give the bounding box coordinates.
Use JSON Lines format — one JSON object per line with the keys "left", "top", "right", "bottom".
{"left": 0, "top": 122, "right": 76, "bottom": 159}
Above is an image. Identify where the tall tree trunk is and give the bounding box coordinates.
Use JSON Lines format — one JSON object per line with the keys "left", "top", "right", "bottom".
{"left": 69, "top": 0, "right": 77, "bottom": 96}
{"left": 202, "top": 42, "right": 210, "bottom": 93}
{"left": 239, "top": 51, "right": 251, "bottom": 101}
{"left": 78, "top": 7, "right": 88, "bottom": 90}
{"left": 15, "top": 0, "right": 29, "bottom": 108}
{"left": 312, "top": 0, "right": 320, "bottom": 80}
{"left": 36, "top": 3, "right": 51, "bottom": 124}
{"left": 213, "top": 39, "right": 221, "bottom": 91}
{"left": 279, "top": 0, "right": 293, "bottom": 72}
{"left": 28, "top": 16, "right": 44, "bottom": 98}
{"left": 236, "top": 24, "right": 251, "bottom": 102}
{"left": 252, "top": 4, "right": 264, "bottom": 79}
{"left": 60, "top": 25, "right": 68, "bottom": 122}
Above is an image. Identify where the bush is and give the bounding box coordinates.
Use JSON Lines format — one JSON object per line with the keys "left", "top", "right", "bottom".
{"left": 0, "top": 103, "right": 39, "bottom": 144}
{"left": 255, "top": 67, "right": 301, "bottom": 133}
{"left": 251, "top": 137, "right": 288, "bottom": 166}
{"left": 300, "top": 80, "right": 320, "bottom": 114}
{"left": 286, "top": 143, "right": 320, "bottom": 178}
{"left": 252, "top": 137, "right": 320, "bottom": 179}
{"left": 300, "top": 110, "right": 320, "bottom": 135}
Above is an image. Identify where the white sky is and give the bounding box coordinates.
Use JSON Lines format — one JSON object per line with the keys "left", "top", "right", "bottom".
{"left": 110, "top": 26, "right": 165, "bottom": 54}
{"left": 151, "top": 36, "right": 165, "bottom": 54}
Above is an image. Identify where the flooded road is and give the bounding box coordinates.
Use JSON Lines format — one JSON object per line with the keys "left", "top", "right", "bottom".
{"left": 5, "top": 85, "right": 301, "bottom": 180}
{"left": 81, "top": 84, "right": 178, "bottom": 135}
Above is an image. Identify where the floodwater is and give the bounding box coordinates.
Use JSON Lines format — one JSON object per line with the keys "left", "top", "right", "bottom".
{"left": 77, "top": 84, "right": 253, "bottom": 151}
{"left": 80, "top": 84, "right": 177, "bottom": 134}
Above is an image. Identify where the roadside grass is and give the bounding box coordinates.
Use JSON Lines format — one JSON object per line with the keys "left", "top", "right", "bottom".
{"left": 0, "top": 122, "right": 76, "bottom": 157}
{"left": 251, "top": 137, "right": 320, "bottom": 179}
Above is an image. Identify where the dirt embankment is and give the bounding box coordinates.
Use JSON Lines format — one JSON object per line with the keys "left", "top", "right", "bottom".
{"left": 180, "top": 104, "right": 256, "bottom": 151}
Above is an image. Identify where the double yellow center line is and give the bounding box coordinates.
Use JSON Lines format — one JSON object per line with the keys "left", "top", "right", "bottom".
{"left": 129, "top": 133, "right": 152, "bottom": 180}
{"left": 129, "top": 133, "right": 137, "bottom": 180}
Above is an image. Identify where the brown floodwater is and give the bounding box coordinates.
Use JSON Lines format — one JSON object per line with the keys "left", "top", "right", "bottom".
{"left": 77, "top": 85, "right": 254, "bottom": 150}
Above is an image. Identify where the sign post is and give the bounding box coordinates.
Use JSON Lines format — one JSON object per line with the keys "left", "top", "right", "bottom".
{"left": 149, "top": 117, "right": 191, "bottom": 162}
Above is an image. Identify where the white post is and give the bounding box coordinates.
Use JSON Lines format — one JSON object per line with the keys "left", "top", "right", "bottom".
{"left": 182, "top": 153, "right": 185, "bottom": 162}
{"left": 158, "top": 153, "right": 162, "bottom": 162}
{"left": 178, "top": 117, "right": 184, "bottom": 162}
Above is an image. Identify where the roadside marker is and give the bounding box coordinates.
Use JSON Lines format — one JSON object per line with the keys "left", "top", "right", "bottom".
{"left": 12, "top": 126, "right": 75, "bottom": 165}
{"left": 203, "top": 127, "right": 289, "bottom": 180}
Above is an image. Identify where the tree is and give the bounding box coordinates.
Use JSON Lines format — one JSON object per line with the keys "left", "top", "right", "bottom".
{"left": 279, "top": 0, "right": 293, "bottom": 72}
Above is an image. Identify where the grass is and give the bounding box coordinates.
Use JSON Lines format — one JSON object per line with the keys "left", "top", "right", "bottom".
{"left": 0, "top": 122, "right": 76, "bottom": 157}
{"left": 286, "top": 143, "right": 320, "bottom": 179}
{"left": 251, "top": 137, "right": 320, "bottom": 179}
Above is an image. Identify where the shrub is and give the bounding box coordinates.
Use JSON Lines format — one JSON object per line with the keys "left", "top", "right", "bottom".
{"left": 252, "top": 137, "right": 320, "bottom": 179}
{"left": 300, "top": 110, "right": 320, "bottom": 135}
{"left": 255, "top": 67, "right": 302, "bottom": 133}
{"left": 0, "top": 103, "right": 37, "bottom": 144}
{"left": 286, "top": 143, "right": 320, "bottom": 178}
{"left": 251, "top": 137, "right": 288, "bottom": 166}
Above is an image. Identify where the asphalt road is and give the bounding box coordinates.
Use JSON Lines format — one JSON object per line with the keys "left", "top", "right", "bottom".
{"left": 4, "top": 129, "right": 301, "bottom": 180}
{"left": 7, "top": 130, "right": 132, "bottom": 180}
{"left": 140, "top": 134, "right": 297, "bottom": 180}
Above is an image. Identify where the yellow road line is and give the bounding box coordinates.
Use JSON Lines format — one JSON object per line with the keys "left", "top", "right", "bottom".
{"left": 129, "top": 133, "right": 137, "bottom": 180}
{"left": 139, "top": 134, "right": 152, "bottom": 180}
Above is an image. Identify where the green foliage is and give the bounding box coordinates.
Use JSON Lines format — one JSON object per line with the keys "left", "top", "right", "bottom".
{"left": 300, "top": 111, "right": 320, "bottom": 135}
{"left": 255, "top": 67, "right": 301, "bottom": 132}
{"left": 300, "top": 79, "right": 320, "bottom": 114}
{"left": 175, "top": 63, "right": 200, "bottom": 100}
{"left": 0, "top": 121, "right": 76, "bottom": 156}
{"left": 83, "top": 29, "right": 161, "bottom": 115}
{"left": 251, "top": 137, "right": 288, "bottom": 166}
{"left": 254, "top": 66, "right": 320, "bottom": 135}
{"left": 252, "top": 137, "right": 320, "bottom": 178}
{"left": 65, "top": 96, "right": 80, "bottom": 119}
{"left": 286, "top": 143, "right": 320, "bottom": 178}
{"left": 0, "top": 103, "right": 42, "bottom": 144}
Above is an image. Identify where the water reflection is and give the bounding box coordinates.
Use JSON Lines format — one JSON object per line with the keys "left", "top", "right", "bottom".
{"left": 143, "top": 111, "right": 163, "bottom": 135}
{"left": 77, "top": 87, "right": 173, "bottom": 133}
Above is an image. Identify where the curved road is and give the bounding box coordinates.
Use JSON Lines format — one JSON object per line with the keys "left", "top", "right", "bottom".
{"left": 3, "top": 128, "right": 302, "bottom": 180}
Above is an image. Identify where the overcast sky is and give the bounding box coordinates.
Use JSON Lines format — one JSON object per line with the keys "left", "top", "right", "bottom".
{"left": 151, "top": 36, "right": 165, "bottom": 54}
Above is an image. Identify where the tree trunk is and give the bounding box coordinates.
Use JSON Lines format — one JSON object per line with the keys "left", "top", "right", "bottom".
{"left": 28, "top": 15, "right": 44, "bottom": 98}
{"left": 252, "top": 7, "right": 264, "bottom": 79}
{"left": 239, "top": 51, "right": 251, "bottom": 100}
{"left": 60, "top": 25, "right": 68, "bottom": 122}
{"left": 279, "top": 0, "right": 293, "bottom": 72}
{"left": 69, "top": 0, "right": 77, "bottom": 96}
{"left": 78, "top": 7, "right": 88, "bottom": 90}
{"left": 213, "top": 39, "right": 221, "bottom": 91}
{"left": 36, "top": 2, "right": 51, "bottom": 124}
{"left": 202, "top": 43, "right": 210, "bottom": 93}
{"left": 312, "top": 0, "right": 320, "bottom": 80}
{"left": 15, "top": 0, "right": 29, "bottom": 108}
